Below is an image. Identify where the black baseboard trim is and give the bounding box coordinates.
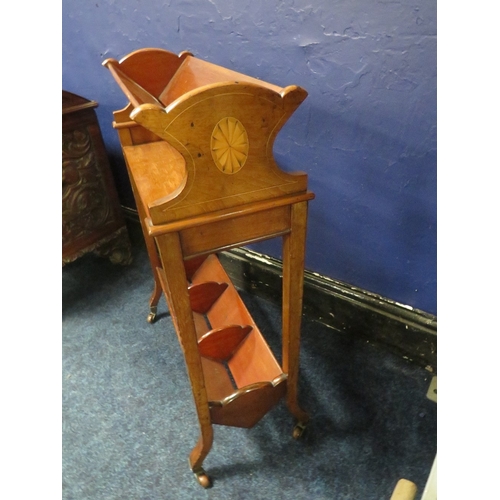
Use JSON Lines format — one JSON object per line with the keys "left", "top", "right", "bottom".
{"left": 122, "top": 208, "right": 437, "bottom": 371}
{"left": 218, "top": 248, "right": 436, "bottom": 371}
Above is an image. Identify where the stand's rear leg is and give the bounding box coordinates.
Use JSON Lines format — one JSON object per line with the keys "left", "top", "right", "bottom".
{"left": 282, "top": 201, "right": 310, "bottom": 437}
{"left": 146, "top": 273, "right": 163, "bottom": 323}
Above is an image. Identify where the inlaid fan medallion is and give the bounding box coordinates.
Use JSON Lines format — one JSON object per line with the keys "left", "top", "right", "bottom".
{"left": 211, "top": 117, "right": 249, "bottom": 174}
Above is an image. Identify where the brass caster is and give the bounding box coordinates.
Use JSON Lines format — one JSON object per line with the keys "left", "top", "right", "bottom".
{"left": 292, "top": 422, "right": 307, "bottom": 440}
{"left": 146, "top": 306, "right": 158, "bottom": 324}
{"left": 193, "top": 468, "right": 212, "bottom": 488}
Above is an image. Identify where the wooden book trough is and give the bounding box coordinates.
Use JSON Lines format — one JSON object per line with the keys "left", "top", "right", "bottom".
{"left": 103, "top": 48, "right": 314, "bottom": 488}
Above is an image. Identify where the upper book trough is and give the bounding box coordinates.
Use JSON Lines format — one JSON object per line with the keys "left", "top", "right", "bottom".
{"left": 103, "top": 48, "right": 311, "bottom": 226}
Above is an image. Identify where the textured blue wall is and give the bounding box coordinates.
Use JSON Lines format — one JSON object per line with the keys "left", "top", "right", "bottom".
{"left": 63, "top": 0, "right": 437, "bottom": 315}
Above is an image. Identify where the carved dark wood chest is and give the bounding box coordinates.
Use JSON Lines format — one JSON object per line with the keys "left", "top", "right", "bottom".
{"left": 62, "top": 90, "right": 132, "bottom": 266}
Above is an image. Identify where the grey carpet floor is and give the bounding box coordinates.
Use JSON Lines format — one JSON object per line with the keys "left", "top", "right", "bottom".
{"left": 62, "top": 227, "right": 437, "bottom": 499}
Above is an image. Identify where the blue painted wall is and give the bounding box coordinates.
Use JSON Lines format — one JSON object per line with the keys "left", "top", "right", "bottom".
{"left": 63, "top": 0, "right": 437, "bottom": 315}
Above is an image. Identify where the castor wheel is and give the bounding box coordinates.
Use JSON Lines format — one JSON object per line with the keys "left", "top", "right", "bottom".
{"left": 146, "top": 306, "right": 158, "bottom": 324}
{"left": 292, "top": 423, "right": 307, "bottom": 440}
{"left": 193, "top": 468, "right": 212, "bottom": 488}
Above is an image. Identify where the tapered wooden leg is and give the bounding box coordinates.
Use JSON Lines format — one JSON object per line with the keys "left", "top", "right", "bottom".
{"left": 132, "top": 185, "right": 163, "bottom": 322}
{"left": 282, "top": 201, "right": 310, "bottom": 429}
{"left": 123, "top": 142, "right": 165, "bottom": 322}
{"left": 147, "top": 274, "right": 163, "bottom": 323}
{"left": 126, "top": 161, "right": 163, "bottom": 322}
{"left": 154, "top": 232, "right": 213, "bottom": 484}
{"left": 138, "top": 223, "right": 163, "bottom": 322}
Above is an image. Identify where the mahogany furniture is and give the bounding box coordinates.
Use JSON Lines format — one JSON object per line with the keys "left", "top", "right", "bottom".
{"left": 103, "top": 48, "right": 314, "bottom": 487}
{"left": 62, "top": 91, "right": 132, "bottom": 266}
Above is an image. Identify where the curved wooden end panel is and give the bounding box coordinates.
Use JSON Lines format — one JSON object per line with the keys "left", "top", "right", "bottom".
{"left": 121, "top": 139, "right": 187, "bottom": 213}
{"left": 102, "top": 58, "right": 118, "bottom": 68}
{"left": 209, "top": 375, "right": 287, "bottom": 428}
{"left": 281, "top": 85, "right": 308, "bottom": 107}
{"left": 198, "top": 325, "right": 252, "bottom": 362}
{"left": 116, "top": 48, "right": 190, "bottom": 98}
{"left": 188, "top": 281, "right": 229, "bottom": 314}
{"left": 126, "top": 82, "right": 309, "bottom": 225}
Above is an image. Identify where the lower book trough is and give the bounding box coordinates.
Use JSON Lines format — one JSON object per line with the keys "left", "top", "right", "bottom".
{"left": 184, "top": 253, "right": 287, "bottom": 429}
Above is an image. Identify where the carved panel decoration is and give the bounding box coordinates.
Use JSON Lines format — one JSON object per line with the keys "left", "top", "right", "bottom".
{"left": 62, "top": 127, "right": 112, "bottom": 241}
{"left": 211, "top": 117, "right": 249, "bottom": 174}
{"left": 62, "top": 91, "right": 132, "bottom": 266}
